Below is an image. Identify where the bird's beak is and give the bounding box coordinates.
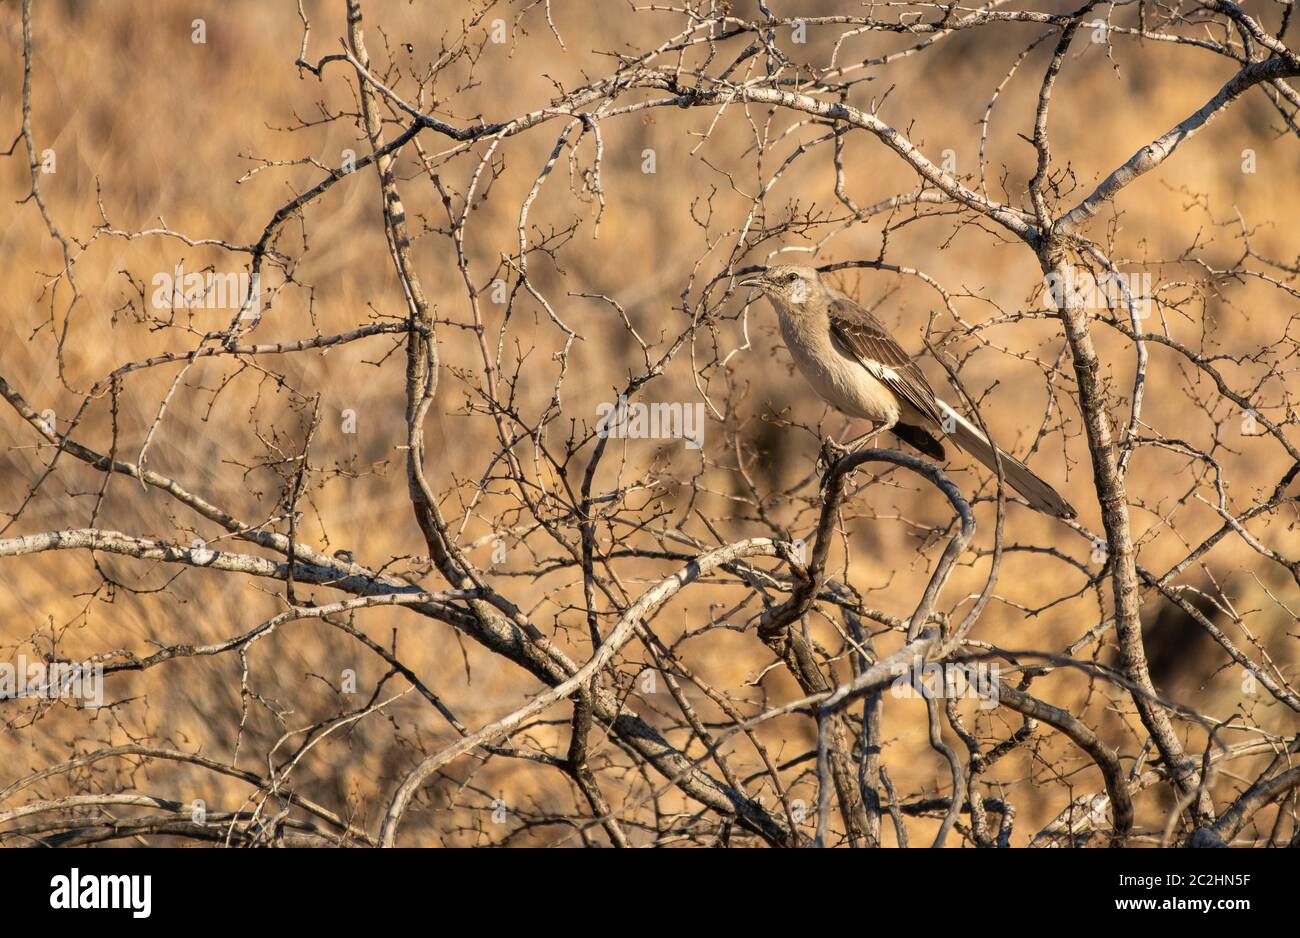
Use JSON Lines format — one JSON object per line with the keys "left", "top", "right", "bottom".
{"left": 738, "top": 276, "right": 766, "bottom": 290}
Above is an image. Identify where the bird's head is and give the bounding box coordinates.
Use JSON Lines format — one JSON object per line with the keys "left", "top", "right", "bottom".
{"left": 739, "top": 264, "right": 824, "bottom": 308}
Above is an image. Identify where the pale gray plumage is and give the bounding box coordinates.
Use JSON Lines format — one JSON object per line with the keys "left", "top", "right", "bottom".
{"left": 741, "top": 264, "right": 1075, "bottom": 519}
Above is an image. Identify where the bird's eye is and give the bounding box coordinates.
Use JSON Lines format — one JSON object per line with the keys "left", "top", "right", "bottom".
{"left": 785, "top": 273, "right": 798, "bottom": 284}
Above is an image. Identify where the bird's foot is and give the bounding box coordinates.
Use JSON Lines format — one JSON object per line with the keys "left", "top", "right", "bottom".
{"left": 817, "top": 438, "right": 853, "bottom": 487}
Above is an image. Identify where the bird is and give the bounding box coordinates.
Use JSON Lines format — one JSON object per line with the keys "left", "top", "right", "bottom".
{"left": 740, "top": 264, "right": 1076, "bottom": 519}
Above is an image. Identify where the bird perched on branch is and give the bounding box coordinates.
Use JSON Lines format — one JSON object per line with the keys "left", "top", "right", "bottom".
{"left": 741, "top": 264, "right": 1075, "bottom": 519}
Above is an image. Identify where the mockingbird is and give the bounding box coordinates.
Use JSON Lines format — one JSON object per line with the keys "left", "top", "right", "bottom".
{"left": 741, "top": 264, "right": 1076, "bottom": 519}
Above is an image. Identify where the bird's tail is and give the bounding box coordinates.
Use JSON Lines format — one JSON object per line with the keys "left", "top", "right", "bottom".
{"left": 936, "top": 400, "right": 1076, "bottom": 519}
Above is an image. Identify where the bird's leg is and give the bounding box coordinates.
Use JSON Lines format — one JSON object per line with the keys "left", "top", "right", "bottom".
{"left": 818, "top": 418, "right": 893, "bottom": 479}
{"left": 817, "top": 418, "right": 896, "bottom": 495}
{"left": 829, "top": 417, "right": 896, "bottom": 460}
{"left": 837, "top": 418, "right": 895, "bottom": 454}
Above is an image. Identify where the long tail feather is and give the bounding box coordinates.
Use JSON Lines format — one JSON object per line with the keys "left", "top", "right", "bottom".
{"left": 936, "top": 400, "right": 1076, "bottom": 519}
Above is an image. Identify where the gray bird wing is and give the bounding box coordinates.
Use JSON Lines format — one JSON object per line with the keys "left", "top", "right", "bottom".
{"left": 826, "top": 292, "right": 945, "bottom": 428}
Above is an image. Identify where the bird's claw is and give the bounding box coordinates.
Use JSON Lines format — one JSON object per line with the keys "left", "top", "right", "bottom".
{"left": 816, "top": 439, "right": 852, "bottom": 488}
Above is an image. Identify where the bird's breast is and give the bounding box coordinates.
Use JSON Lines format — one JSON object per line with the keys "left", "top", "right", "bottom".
{"left": 777, "top": 310, "right": 900, "bottom": 424}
